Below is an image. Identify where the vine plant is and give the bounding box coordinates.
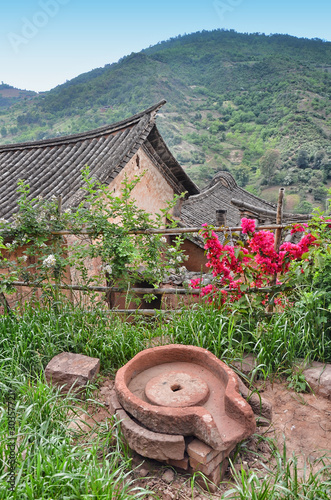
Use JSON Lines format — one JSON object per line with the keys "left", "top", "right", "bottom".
{"left": 0, "top": 167, "right": 187, "bottom": 308}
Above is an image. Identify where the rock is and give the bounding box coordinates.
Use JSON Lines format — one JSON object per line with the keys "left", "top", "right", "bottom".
{"left": 137, "top": 466, "right": 150, "bottom": 477}
{"left": 303, "top": 362, "right": 331, "bottom": 399}
{"left": 45, "top": 352, "right": 100, "bottom": 395}
{"left": 232, "top": 354, "right": 258, "bottom": 377}
{"left": 67, "top": 410, "right": 91, "bottom": 433}
{"left": 161, "top": 469, "right": 175, "bottom": 483}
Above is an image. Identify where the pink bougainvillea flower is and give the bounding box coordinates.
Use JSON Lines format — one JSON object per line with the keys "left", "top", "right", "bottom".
{"left": 290, "top": 223, "right": 308, "bottom": 234}
{"left": 241, "top": 218, "right": 256, "bottom": 234}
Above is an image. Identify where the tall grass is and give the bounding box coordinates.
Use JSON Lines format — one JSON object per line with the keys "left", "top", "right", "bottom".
{"left": 168, "top": 304, "right": 331, "bottom": 377}
{"left": 0, "top": 375, "right": 155, "bottom": 499}
{"left": 0, "top": 304, "right": 157, "bottom": 498}
{"left": 0, "top": 304, "right": 154, "bottom": 382}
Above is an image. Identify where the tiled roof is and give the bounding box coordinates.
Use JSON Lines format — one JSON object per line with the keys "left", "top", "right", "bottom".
{"left": 181, "top": 171, "right": 307, "bottom": 228}
{"left": 0, "top": 100, "right": 199, "bottom": 219}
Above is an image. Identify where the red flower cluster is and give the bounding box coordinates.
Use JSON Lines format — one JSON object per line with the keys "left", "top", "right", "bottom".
{"left": 190, "top": 219, "right": 317, "bottom": 305}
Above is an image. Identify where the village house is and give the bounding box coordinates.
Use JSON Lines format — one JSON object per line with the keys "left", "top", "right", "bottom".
{"left": 0, "top": 100, "right": 199, "bottom": 309}
{"left": 0, "top": 100, "right": 308, "bottom": 310}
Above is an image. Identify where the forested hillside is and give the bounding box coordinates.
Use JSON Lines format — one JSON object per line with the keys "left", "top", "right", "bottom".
{"left": 1, "top": 30, "right": 331, "bottom": 212}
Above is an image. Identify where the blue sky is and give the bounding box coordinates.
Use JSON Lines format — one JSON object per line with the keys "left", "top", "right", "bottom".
{"left": 1, "top": 0, "right": 331, "bottom": 92}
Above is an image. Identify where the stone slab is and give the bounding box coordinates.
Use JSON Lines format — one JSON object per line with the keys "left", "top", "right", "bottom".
{"left": 166, "top": 455, "right": 190, "bottom": 470}
{"left": 116, "top": 408, "right": 185, "bottom": 461}
{"left": 190, "top": 452, "right": 224, "bottom": 475}
{"left": 187, "top": 438, "right": 220, "bottom": 465}
{"left": 108, "top": 389, "right": 122, "bottom": 414}
{"left": 303, "top": 362, "right": 331, "bottom": 399}
{"left": 195, "top": 459, "right": 228, "bottom": 493}
{"left": 45, "top": 352, "right": 100, "bottom": 393}
{"left": 231, "top": 354, "right": 257, "bottom": 377}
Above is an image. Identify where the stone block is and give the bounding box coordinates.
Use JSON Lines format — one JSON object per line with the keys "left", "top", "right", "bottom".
{"left": 196, "top": 458, "right": 228, "bottom": 493}
{"left": 45, "top": 352, "right": 100, "bottom": 394}
{"left": 187, "top": 439, "right": 220, "bottom": 465}
{"left": 166, "top": 454, "right": 189, "bottom": 470}
{"left": 303, "top": 362, "right": 331, "bottom": 399}
{"left": 108, "top": 389, "right": 122, "bottom": 414}
{"left": 116, "top": 409, "right": 185, "bottom": 461}
{"left": 190, "top": 451, "right": 224, "bottom": 475}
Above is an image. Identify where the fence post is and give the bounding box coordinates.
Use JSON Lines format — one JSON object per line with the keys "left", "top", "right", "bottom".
{"left": 268, "top": 188, "right": 285, "bottom": 313}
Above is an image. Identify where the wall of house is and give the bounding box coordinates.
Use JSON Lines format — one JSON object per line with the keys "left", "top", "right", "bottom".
{"left": 66, "top": 147, "right": 178, "bottom": 307}
{"left": 109, "top": 148, "right": 175, "bottom": 220}
{"left": 174, "top": 238, "right": 208, "bottom": 273}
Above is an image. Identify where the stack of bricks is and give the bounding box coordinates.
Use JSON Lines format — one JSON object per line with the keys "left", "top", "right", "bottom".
{"left": 186, "top": 438, "right": 233, "bottom": 492}
{"left": 164, "top": 438, "right": 233, "bottom": 492}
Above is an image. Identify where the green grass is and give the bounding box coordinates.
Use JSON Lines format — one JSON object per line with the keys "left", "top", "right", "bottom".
{"left": 0, "top": 376, "right": 154, "bottom": 499}
{"left": 0, "top": 302, "right": 330, "bottom": 498}
{"left": 224, "top": 441, "right": 331, "bottom": 499}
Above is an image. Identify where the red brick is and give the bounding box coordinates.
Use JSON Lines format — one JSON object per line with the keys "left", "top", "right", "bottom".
{"left": 187, "top": 438, "right": 220, "bottom": 465}
{"left": 166, "top": 455, "right": 189, "bottom": 470}
{"left": 190, "top": 451, "right": 224, "bottom": 475}
{"left": 196, "top": 459, "right": 228, "bottom": 493}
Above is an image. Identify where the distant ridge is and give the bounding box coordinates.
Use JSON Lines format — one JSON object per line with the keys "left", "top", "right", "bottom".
{"left": 0, "top": 29, "right": 330, "bottom": 213}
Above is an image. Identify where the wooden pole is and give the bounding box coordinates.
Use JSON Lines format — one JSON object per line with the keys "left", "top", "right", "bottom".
{"left": 274, "top": 188, "right": 285, "bottom": 253}
{"left": 268, "top": 188, "right": 285, "bottom": 313}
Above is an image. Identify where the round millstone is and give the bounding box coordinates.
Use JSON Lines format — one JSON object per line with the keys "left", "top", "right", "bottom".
{"left": 145, "top": 371, "right": 210, "bottom": 408}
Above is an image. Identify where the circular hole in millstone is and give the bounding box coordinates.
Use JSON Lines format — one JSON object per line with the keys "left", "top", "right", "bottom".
{"left": 171, "top": 384, "right": 182, "bottom": 392}
{"left": 145, "top": 371, "right": 210, "bottom": 408}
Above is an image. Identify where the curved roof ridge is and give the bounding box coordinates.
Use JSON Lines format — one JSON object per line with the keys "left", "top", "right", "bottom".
{"left": 205, "top": 171, "right": 238, "bottom": 190}
{"left": 0, "top": 100, "right": 167, "bottom": 152}
{"left": 183, "top": 171, "right": 236, "bottom": 205}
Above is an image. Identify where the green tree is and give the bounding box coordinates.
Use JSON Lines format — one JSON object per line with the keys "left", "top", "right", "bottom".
{"left": 296, "top": 149, "right": 309, "bottom": 169}
{"left": 259, "top": 149, "right": 282, "bottom": 184}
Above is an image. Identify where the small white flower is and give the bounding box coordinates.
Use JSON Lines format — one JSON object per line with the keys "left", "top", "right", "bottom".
{"left": 12, "top": 240, "right": 18, "bottom": 246}
{"left": 169, "top": 259, "right": 175, "bottom": 265}
{"left": 160, "top": 236, "right": 167, "bottom": 243}
{"left": 43, "top": 254, "right": 56, "bottom": 268}
{"left": 22, "top": 255, "right": 28, "bottom": 262}
{"left": 168, "top": 247, "right": 176, "bottom": 253}
{"left": 64, "top": 208, "right": 72, "bottom": 214}
{"left": 179, "top": 266, "right": 186, "bottom": 274}
{"left": 176, "top": 255, "right": 182, "bottom": 262}
{"left": 5, "top": 243, "right": 11, "bottom": 248}
{"left": 50, "top": 215, "right": 57, "bottom": 221}
{"left": 103, "top": 264, "right": 112, "bottom": 274}
{"left": 0, "top": 218, "right": 8, "bottom": 224}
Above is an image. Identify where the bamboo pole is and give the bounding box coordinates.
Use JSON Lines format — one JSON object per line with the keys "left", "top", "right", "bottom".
{"left": 48, "top": 222, "right": 309, "bottom": 237}
{"left": 274, "top": 188, "right": 285, "bottom": 253}
{"left": 268, "top": 188, "right": 285, "bottom": 312}
{"left": 4, "top": 280, "right": 290, "bottom": 295}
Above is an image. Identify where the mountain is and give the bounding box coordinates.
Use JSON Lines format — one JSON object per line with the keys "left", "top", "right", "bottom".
{"left": 0, "top": 83, "right": 36, "bottom": 110}
{"left": 1, "top": 30, "right": 331, "bottom": 213}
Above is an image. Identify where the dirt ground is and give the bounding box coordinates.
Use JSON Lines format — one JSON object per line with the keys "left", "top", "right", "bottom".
{"left": 68, "top": 377, "right": 331, "bottom": 499}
